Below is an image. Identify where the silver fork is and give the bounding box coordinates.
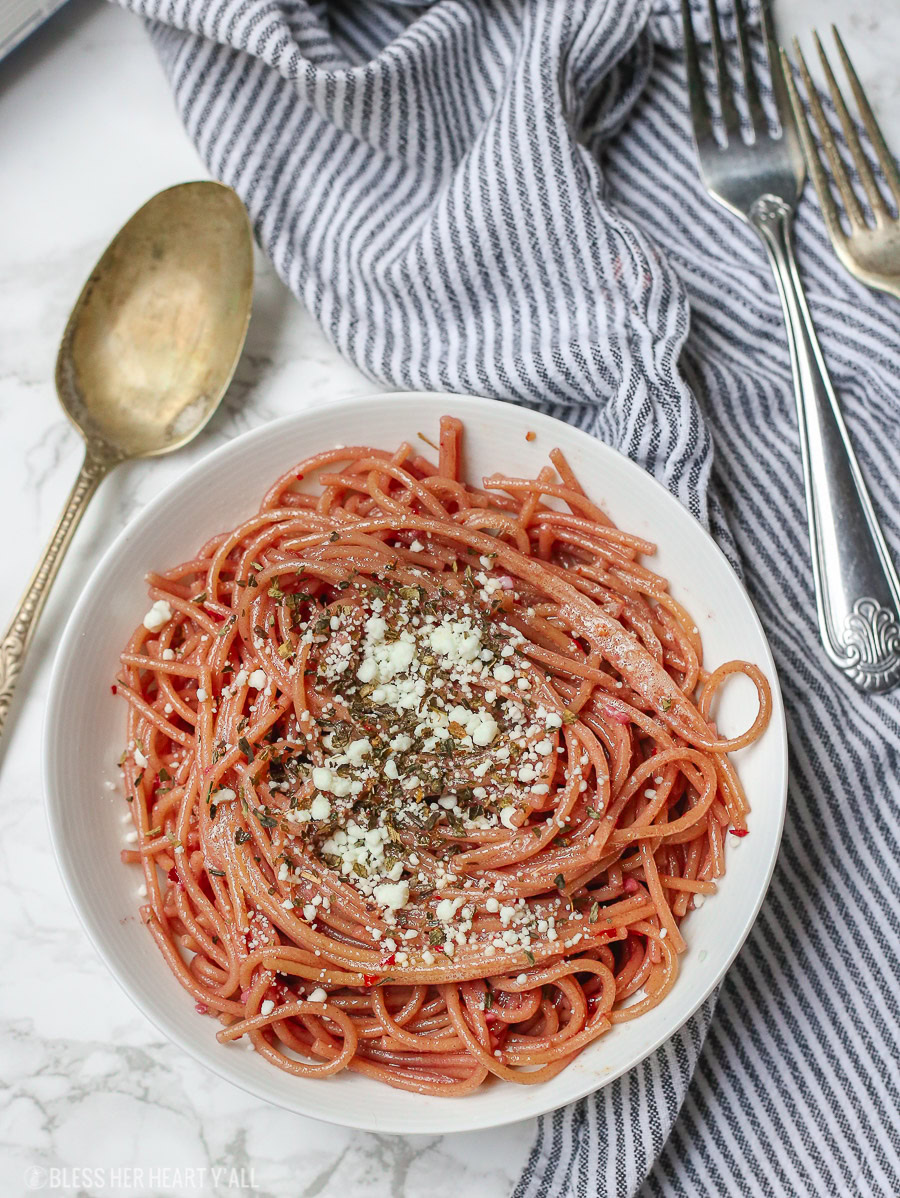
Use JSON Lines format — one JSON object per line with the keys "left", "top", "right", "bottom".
{"left": 681, "top": 0, "right": 900, "bottom": 693}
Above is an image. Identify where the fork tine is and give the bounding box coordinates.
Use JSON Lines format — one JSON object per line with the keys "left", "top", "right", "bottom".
{"left": 791, "top": 37, "right": 867, "bottom": 230}
{"left": 732, "top": 0, "right": 766, "bottom": 136}
{"left": 781, "top": 47, "right": 848, "bottom": 250}
{"left": 707, "top": 0, "right": 741, "bottom": 139}
{"left": 831, "top": 25, "right": 900, "bottom": 210}
{"left": 759, "top": 0, "right": 800, "bottom": 151}
{"left": 814, "top": 30, "right": 888, "bottom": 224}
{"left": 681, "top": 0, "right": 714, "bottom": 148}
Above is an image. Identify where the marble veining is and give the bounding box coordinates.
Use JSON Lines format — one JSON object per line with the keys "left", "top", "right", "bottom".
{"left": 2, "top": 0, "right": 899, "bottom": 1194}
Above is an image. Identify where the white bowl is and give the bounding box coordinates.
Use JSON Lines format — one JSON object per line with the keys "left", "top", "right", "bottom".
{"left": 43, "top": 392, "right": 787, "bottom": 1134}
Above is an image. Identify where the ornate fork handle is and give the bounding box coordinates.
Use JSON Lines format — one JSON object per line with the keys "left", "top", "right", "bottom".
{"left": 751, "top": 195, "right": 900, "bottom": 693}
{"left": 0, "top": 441, "right": 116, "bottom": 734}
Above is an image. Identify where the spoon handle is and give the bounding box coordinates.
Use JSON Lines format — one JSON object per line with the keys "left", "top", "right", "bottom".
{"left": 0, "top": 443, "right": 112, "bottom": 738}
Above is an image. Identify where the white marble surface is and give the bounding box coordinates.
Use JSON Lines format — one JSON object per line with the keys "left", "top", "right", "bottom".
{"left": 1, "top": 2, "right": 899, "bottom": 1196}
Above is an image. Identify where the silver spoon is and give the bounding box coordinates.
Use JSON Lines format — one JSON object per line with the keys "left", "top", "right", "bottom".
{"left": 0, "top": 181, "right": 254, "bottom": 738}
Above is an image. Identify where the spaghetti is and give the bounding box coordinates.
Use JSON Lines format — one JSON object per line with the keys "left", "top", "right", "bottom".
{"left": 115, "top": 417, "right": 770, "bottom": 1094}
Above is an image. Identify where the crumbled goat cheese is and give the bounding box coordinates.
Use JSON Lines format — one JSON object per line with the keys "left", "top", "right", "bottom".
{"left": 310, "top": 793, "right": 332, "bottom": 820}
{"left": 143, "top": 599, "right": 173, "bottom": 632}
{"left": 373, "top": 880, "right": 410, "bottom": 911}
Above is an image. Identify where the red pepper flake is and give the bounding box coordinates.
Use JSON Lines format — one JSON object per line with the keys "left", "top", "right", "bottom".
{"left": 729, "top": 827, "right": 750, "bottom": 838}
{"left": 296, "top": 473, "right": 304, "bottom": 480}
{"left": 363, "top": 974, "right": 381, "bottom": 988}
{"left": 382, "top": 953, "right": 396, "bottom": 968}
{"left": 110, "top": 685, "right": 117, "bottom": 695}
{"left": 525, "top": 430, "right": 536, "bottom": 442}
{"left": 167, "top": 867, "right": 179, "bottom": 882}
{"left": 194, "top": 1002, "right": 209, "bottom": 1015}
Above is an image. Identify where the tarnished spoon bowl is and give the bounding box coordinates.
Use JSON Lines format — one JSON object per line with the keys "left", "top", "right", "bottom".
{"left": 57, "top": 181, "right": 254, "bottom": 457}
{"left": 0, "top": 181, "right": 254, "bottom": 738}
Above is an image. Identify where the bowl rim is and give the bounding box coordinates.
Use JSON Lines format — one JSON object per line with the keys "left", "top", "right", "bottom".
{"left": 42, "top": 390, "right": 788, "bottom": 1134}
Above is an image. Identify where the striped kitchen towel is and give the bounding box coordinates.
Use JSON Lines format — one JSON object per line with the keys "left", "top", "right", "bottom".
{"left": 110, "top": 0, "right": 900, "bottom": 1193}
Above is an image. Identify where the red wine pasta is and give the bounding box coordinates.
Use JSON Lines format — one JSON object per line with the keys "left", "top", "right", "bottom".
{"left": 115, "top": 416, "right": 770, "bottom": 1094}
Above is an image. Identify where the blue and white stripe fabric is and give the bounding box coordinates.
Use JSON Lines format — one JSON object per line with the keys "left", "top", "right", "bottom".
{"left": 111, "top": 0, "right": 900, "bottom": 1192}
